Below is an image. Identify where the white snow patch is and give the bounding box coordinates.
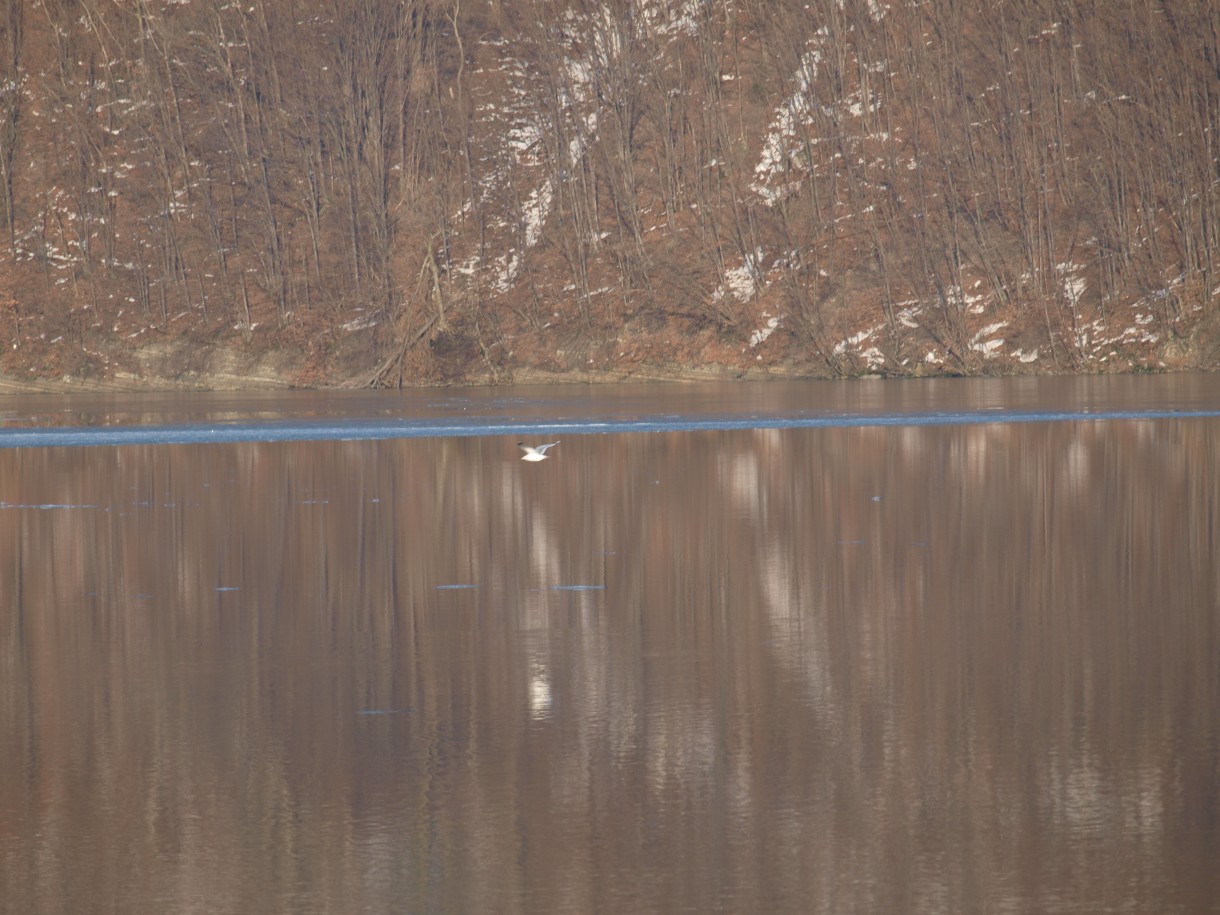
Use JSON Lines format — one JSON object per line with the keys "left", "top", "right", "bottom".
{"left": 834, "top": 328, "right": 874, "bottom": 355}
{"left": 749, "top": 315, "right": 781, "bottom": 348}
{"left": 752, "top": 45, "right": 825, "bottom": 203}
{"left": 974, "top": 321, "right": 1007, "bottom": 338}
{"left": 971, "top": 321, "right": 1007, "bottom": 356}
{"left": 859, "top": 347, "right": 885, "bottom": 368}
{"left": 1058, "top": 262, "right": 1087, "bottom": 308}
{"left": 507, "top": 122, "right": 542, "bottom": 153}
{"left": 638, "top": 0, "right": 703, "bottom": 39}
{"left": 719, "top": 264, "right": 756, "bottom": 302}
{"left": 713, "top": 250, "right": 765, "bottom": 304}
{"left": 341, "top": 313, "right": 378, "bottom": 332}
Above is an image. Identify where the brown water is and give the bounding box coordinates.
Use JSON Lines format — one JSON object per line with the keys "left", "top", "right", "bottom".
{"left": 1, "top": 388, "right": 1219, "bottom": 913}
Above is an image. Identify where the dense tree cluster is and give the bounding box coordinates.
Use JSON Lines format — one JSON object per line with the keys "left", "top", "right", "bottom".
{"left": 0, "top": 0, "right": 1216, "bottom": 382}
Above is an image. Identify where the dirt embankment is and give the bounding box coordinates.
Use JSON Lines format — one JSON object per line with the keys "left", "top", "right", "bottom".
{"left": 0, "top": 336, "right": 1182, "bottom": 395}
{"left": 0, "top": 341, "right": 296, "bottom": 393}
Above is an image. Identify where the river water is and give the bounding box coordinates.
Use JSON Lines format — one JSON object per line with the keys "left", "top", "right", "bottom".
{"left": 1, "top": 377, "right": 1218, "bottom": 913}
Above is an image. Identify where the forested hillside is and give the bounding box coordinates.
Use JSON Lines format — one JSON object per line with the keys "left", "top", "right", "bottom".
{"left": 0, "top": 0, "right": 1217, "bottom": 388}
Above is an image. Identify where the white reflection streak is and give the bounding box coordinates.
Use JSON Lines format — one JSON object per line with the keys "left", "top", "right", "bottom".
{"left": 1046, "top": 747, "right": 1107, "bottom": 834}
{"left": 720, "top": 451, "right": 763, "bottom": 514}
{"left": 716, "top": 439, "right": 844, "bottom": 732}
{"left": 529, "top": 510, "right": 561, "bottom": 590}
{"left": 1064, "top": 438, "right": 1089, "bottom": 492}
{"left": 760, "top": 541, "right": 837, "bottom": 719}
{"left": 1126, "top": 764, "right": 1165, "bottom": 838}
{"left": 1044, "top": 746, "right": 1164, "bottom": 840}
{"left": 529, "top": 662, "right": 552, "bottom": 720}
{"left": 720, "top": 437, "right": 844, "bottom": 731}
{"left": 721, "top": 446, "right": 803, "bottom": 669}
{"left": 496, "top": 473, "right": 559, "bottom": 631}
{"left": 646, "top": 707, "right": 717, "bottom": 791}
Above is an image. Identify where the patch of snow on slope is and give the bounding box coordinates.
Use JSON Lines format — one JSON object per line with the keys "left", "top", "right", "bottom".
{"left": 752, "top": 45, "right": 824, "bottom": 204}
{"left": 638, "top": 0, "right": 703, "bottom": 39}
{"left": 896, "top": 306, "right": 921, "bottom": 328}
{"left": 749, "top": 315, "right": 781, "bottom": 348}
{"left": 1058, "top": 262, "right": 1087, "bottom": 311}
{"left": 713, "top": 250, "right": 765, "bottom": 305}
{"left": 834, "top": 323, "right": 889, "bottom": 368}
{"left": 971, "top": 321, "right": 1007, "bottom": 356}
{"left": 461, "top": 3, "right": 731, "bottom": 297}
{"left": 522, "top": 181, "right": 554, "bottom": 250}
{"left": 859, "top": 347, "right": 885, "bottom": 368}
{"left": 491, "top": 34, "right": 608, "bottom": 291}
{"left": 834, "top": 327, "right": 875, "bottom": 355}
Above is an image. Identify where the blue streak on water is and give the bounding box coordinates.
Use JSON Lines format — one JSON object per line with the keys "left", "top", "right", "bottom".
{"left": 0, "top": 502, "right": 100, "bottom": 509}
{"left": 1, "top": 409, "right": 1219, "bottom": 448}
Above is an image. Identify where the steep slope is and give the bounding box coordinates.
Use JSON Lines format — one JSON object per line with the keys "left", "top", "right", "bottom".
{"left": 0, "top": 0, "right": 1216, "bottom": 388}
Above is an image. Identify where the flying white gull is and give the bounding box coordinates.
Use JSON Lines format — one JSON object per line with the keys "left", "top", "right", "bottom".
{"left": 518, "top": 441, "right": 559, "bottom": 462}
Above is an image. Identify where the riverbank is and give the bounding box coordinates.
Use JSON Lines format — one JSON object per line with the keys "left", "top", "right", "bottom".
{"left": 0, "top": 354, "right": 1186, "bottom": 395}
{"left": 2, "top": 330, "right": 1206, "bottom": 395}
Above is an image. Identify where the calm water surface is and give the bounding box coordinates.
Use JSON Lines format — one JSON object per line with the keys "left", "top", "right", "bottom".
{"left": 1, "top": 378, "right": 1218, "bottom": 913}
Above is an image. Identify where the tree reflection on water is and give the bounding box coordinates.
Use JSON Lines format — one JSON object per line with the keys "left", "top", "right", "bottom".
{"left": 1, "top": 419, "right": 1217, "bottom": 913}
